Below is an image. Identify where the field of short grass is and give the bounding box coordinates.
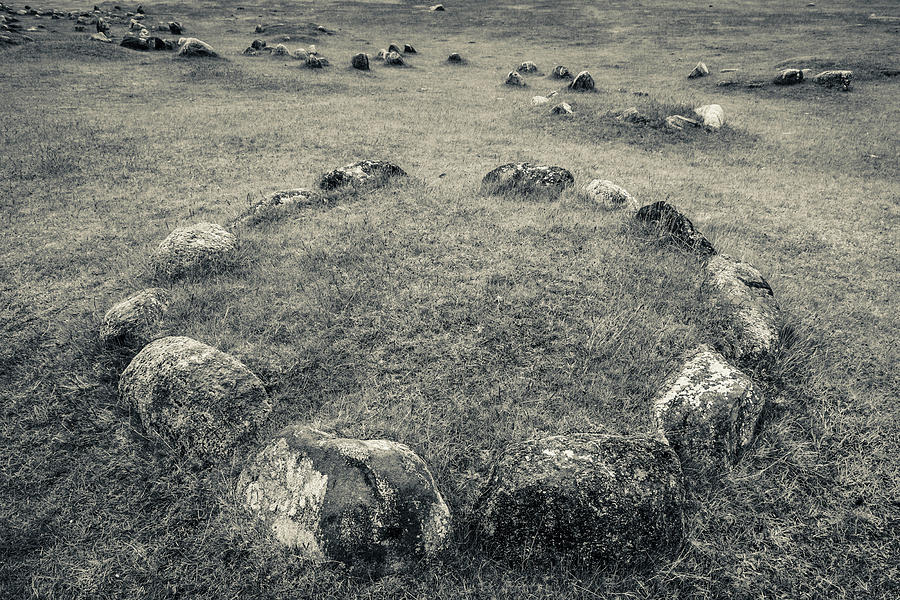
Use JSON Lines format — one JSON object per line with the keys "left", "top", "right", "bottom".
{"left": 1, "top": 0, "right": 898, "bottom": 598}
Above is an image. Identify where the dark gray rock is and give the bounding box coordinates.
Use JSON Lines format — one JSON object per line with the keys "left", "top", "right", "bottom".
{"left": 551, "top": 65, "right": 571, "bottom": 79}
{"left": 351, "top": 52, "right": 369, "bottom": 70}
{"left": 688, "top": 61, "right": 709, "bottom": 79}
{"left": 385, "top": 50, "right": 405, "bottom": 66}
{"left": 504, "top": 71, "right": 526, "bottom": 86}
{"left": 813, "top": 69, "right": 852, "bottom": 90}
{"left": 481, "top": 162, "right": 574, "bottom": 196}
{"left": 100, "top": 288, "right": 169, "bottom": 348}
{"left": 447, "top": 52, "right": 462, "bottom": 63}
{"left": 634, "top": 201, "right": 716, "bottom": 256}
{"left": 568, "top": 70, "right": 594, "bottom": 91}
{"left": 403, "top": 44, "right": 416, "bottom": 54}
{"left": 319, "top": 160, "right": 407, "bottom": 190}
{"left": 773, "top": 68, "right": 804, "bottom": 85}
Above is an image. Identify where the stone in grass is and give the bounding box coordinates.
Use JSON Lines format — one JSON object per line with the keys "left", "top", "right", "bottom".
{"left": 665, "top": 114, "right": 701, "bottom": 130}
{"left": 477, "top": 433, "right": 685, "bottom": 565}
{"left": 531, "top": 95, "right": 550, "bottom": 105}
{"left": 773, "top": 68, "right": 804, "bottom": 85}
{"left": 550, "top": 102, "right": 573, "bottom": 115}
{"left": 447, "top": 52, "right": 463, "bottom": 63}
{"left": 653, "top": 345, "right": 765, "bottom": 471}
{"left": 168, "top": 21, "right": 182, "bottom": 35}
{"left": 694, "top": 104, "right": 725, "bottom": 130}
{"left": 388, "top": 43, "right": 402, "bottom": 54}
{"left": 100, "top": 287, "right": 169, "bottom": 349}
{"left": 429, "top": 4, "right": 445, "bottom": 11}
{"left": 703, "top": 254, "right": 781, "bottom": 360}
{"left": 233, "top": 188, "right": 320, "bottom": 226}
{"left": 176, "top": 37, "right": 218, "bottom": 58}
{"left": 517, "top": 61, "right": 538, "bottom": 74}
{"left": 151, "top": 222, "right": 237, "bottom": 278}
{"left": 319, "top": 160, "right": 408, "bottom": 191}
{"left": 813, "top": 70, "right": 852, "bottom": 90}
{"left": 403, "top": 44, "right": 416, "bottom": 54}
{"left": 237, "top": 424, "right": 452, "bottom": 576}
{"left": 384, "top": 50, "right": 405, "bottom": 66}
{"left": 688, "top": 61, "right": 709, "bottom": 79}
{"left": 634, "top": 201, "right": 716, "bottom": 256}
{"left": 551, "top": 65, "right": 572, "bottom": 79}
{"left": 351, "top": 52, "right": 369, "bottom": 70}
{"left": 271, "top": 43, "right": 291, "bottom": 57}
{"left": 568, "top": 70, "right": 594, "bottom": 91}
{"left": 305, "top": 54, "right": 327, "bottom": 68}
{"left": 119, "top": 336, "right": 271, "bottom": 461}
{"left": 376, "top": 48, "right": 388, "bottom": 61}
{"left": 505, "top": 71, "right": 526, "bottom": 86}
{"left": 90, "top": 31, "right": 112, "bottom": 43}
{"left": 481, "top": 162, "right": 574, "bottom": 197}
{"left": 580, "top": 179, "right": 637, "bottom": 211}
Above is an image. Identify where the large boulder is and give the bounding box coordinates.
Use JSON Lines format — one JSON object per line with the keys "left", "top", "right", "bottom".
{"left": 635, "top": 201, "right": 716, "bottom": 256}
{"left": 100, "top": 288, "right": 169, "bottom": 348}
{"left": 119, "top": 336, "right": 271, "bottom": 460}
{"left": 151, "top": 222, "right": 237, "bottom": 278}
{"left": 653, "top": 346, "right": 765, "bottom": 471}
{"left": 580, "top": 179, "right": 637, "bottom": 211}
{"left": 504, "top": 71, "right": 526, "bottom": 86}
{"left": 351, "top": 52, "right": 369, "bottom": 70}
{"left": 176, "top": 37, "right": 218, "bottom": 58}
{"left": 477, "top": 433, "right": 685, "bottom": 565}
{"left": 237, "top": 424, "right": 452, "bottom": 575}
{"left": 694, "top": 104, "right": 725, "bottom": 130}
{"left": 568, "top": 70, "right": 594, "bottom": 91}
{"left": 773, "top": 68, "right": 804, "bottom": 85}
{"left": 481, "top": 162, "right": 574, "bottom": 197}
{"left": 813, "top": 70, "right": 852, "bottom": 90}
{"left": 703, "top": 255, "right": 781, "bottom": 360}
{"left": 688, "top": 61, "right": 709, "bottom": 79}
{"left": 319, "top": 160, "right": 407, "bottom": 190}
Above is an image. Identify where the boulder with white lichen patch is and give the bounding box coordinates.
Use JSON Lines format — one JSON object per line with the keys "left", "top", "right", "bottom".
{"left": 237, "top": 424, "right": 452, "bottom": 576}
{"left": 319, "top": 160, "right": 407, "bottom": 190}
{"left": 100, "top": 287, "right": 169, "bottom": 349}
{"left": 481, "top": 162, "right": 574, "bottom": 197}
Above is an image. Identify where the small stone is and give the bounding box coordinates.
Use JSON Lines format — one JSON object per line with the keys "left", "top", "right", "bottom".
{"left": 351, "top": 52, "right": 369, "bottom": 70}
{"left": 376, "top": 48, "right": 388, "bottom": 60}
{"left": 813, "top": 69, "right": 852, "bottom": 90}
{"left": 551, "top": 65, "right": 571, "bottom": 79}
{"left": 385, "top": 50, "right": 405, "bottom": 66}
{"left": 168, "top": 21, "right": 182, "bottom": 35}
{"left": 773, "top": 68, "right": 804, "bottom": 85}
{"left": 305, "top": 54, "right": 325, "bottom": 68}
{"left": 90, "top": 31, "right": 112, "bottom": 43}
{"left": 176, "top": 37, "right": 218, "bottom": 58}
{"left": 505, "top": 71, "right": 526, "bottom": 86}
{"left": 634, "top": 201, "right": 716, "bottom": 256}
{"left": 403, "top": 43, "right": 416, "bottom": 53}
{"left": 232, "top": 188, "right": 319, "bottom": 226}
{"left": 254, "top": 24, "right": 265, "bottom": 33}
{"left": 481, "top": 163, "right": 574, "bottom": 197}
{"left": 447, "top": 52, "right": 462, "bottom": 63}
{"left": 568, "top": 70, "right": 594, "bottom": 91}
{"left": 688, "top": 61, "right": 709, "bottom": 79}
{"left": 319, "top": 160, "right": 407, "bottom": 190}
{"left": 387, "top": 43, "right": 402, "bottom": 54}
{"left": 271, "top": 43, "right": 290, "bottom": 56}
{"left": 95, "top": 16, "right": 108, "bottom": 33}
{"left": 151, "top": 222, "right": 236, "bottom": 278}
{"left": 100, "top": 288, "right": 169, "bottom": 348}
{"left": 429, "top": 4, "right": 445, "bottom": 11}
{"left": 580, "top": 179, "right": 637, "bottom": 211}
{"left": 517, "top": 61, "right": 538, "bottom": 73}
{"left": 694, "top": 104, "right": 725, "bottom": 130}
{"left": 549, "top": 102, "right": 573, "bottom": 115}
{"left": 665, "top": 115, "right": 701, "bottom": 130}
{"left": 531, "top": 95, "right": 549, "bottom": 105}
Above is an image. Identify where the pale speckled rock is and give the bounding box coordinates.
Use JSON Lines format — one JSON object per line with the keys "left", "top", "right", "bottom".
{"left": 119, "top": 336, "right": 271, "bottom": 460}
{"left": 232, "top": 188, "right": 321, "bottom": 226}
{"left": 550, "top": 102, "right": 573, "bottom": 115}
{"left": 477, "top": 433, "right": 685, "bottom": 565}
{"left": 319, "top": 160, "right": 407, "bottom": 190}
{"left": 813, "top": 70, "right": 852, "bottom": 90}
{"left": 688, "top": 61, "right": 709, "bottom": 79}
{"left": 580, "top": 179, "right": 637, "bottom": 212}
{"left": 635, "top": 201, "right": 716, "bottom": 256}
{"left": 151, "top": 222, "right": 236, "bottom": 278}
{"left": 531, "top": 95, "right": 550, "bottom": 105}
{"left": 237, "top": 424, "right": 452, "bottom": 575}
{"left": 101, "top": 288, "right": 169, "bottom": 348}
{"left": 653, "top": 346, "right": 765, "bottom": 470}
{"left": 376, "top": 48, "right": 388, "bottom": 60}
{"left": 517, "top": 61, "right": 538, "bottom": 74}
{"left": 704, "top": 255, "right": 781, "bottom": 360}
{"left": 694, "top": 104, "right": 725, "bottom": 130}
{"left": 176, "top": 37, "right": 218, "bottom": 58}
{"left": 505, "top": 71, "right": 526, "bottom": 86}
{"left": 568, "top": 70, "right": 594, "bottom": 91}
{"left": 481, "top": 162, "right": 574, "bottom": 197}
{"left": 773, "top": 68, "right": 804, "bottom": 85}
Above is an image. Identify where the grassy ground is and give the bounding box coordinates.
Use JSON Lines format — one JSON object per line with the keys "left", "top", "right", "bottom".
{"left": 1, "top": 0, "right": 898, "bottom": 598}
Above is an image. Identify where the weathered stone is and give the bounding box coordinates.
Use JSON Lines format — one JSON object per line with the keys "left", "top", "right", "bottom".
{"left": 429, "top": 4, "right": 445, "bottom": 11}
{"left": 517, "top": 61, "right": 538, "bottom": 73}
{"left": 120, "top": 34, "right": 151, "bottom": 50}
{"left": 703, "top": 254, "right": 781, "bottom": 360}
{"left": 151, "top": 222, "right": 237, "bottom": 278}
{"left": 635, "top": 201, "right": 716, "bottom": 256}
{"left": 481, "top": 162, "right": 574, "bottom": 196}
{"left": 305, "top": 54, "right": 326, "bottom": 68}
{"left": 813, "top": 69, "right": 852, "bottom": 90}
{"left": 580, "top": 179, "right": 637, "bottom": 211}
{"left": 351, "top": 52, "right": 369, "bottom": 70}
{"left": 376, "top": 48, "right": 388, "bottom": 60}
{"left": 168, "top": 21, "right": 182, "bottom": 35}
{"left": 254, "top": 23, "right": 265, "bottom": 33}
{"left": 90, "top": 31, "right": 112, "bottom": 43}
{"left": 319, "top": 160, "right": 407, "bottom": 190}
{"left": 688, "top": 61, "right": 709, "bottom": 79}
{"left": 119, "top": 336, "right": 271, "bottom": 460}
{"left": 233, "top": 188, "right": 320, "bottom": 226}
{"left": 447, "top": 52, "right": 462, "bottom": 63}
{"left": 403, "top": 44, "right": 416, "bottom": 54}
{"left": 550, "top": 102, "right": 573, "bottom": 115}
{"left": 568, "top": 70, "right": 594, "bottom": 91}
{"left": 505, "top": 71, "right": 526, "bottom": 86}
{"left": 477, "top": 433, "right": 685, "bottom": 565}
{"left": 665, "top": 115, "right": 701, "bottom": 130}
{"left": 291, "top": 48, "right": 308, "bottom": 60}
{"left": 95, "top": 15, "right": 108, "bottom": 33}
{"left": 176, "top": 37, "right": 217, "bottom": 58}
{"left": 237, "top": 424, "right": 451, "bottom": 575}
{"left": 694, "top": 104, "right": 725, "bottom": 130}
{"left": 773, "top": 68, "right": 804, "bottom": 85}
{"left": 551, "top": 65, "right": 571, "bottom": 79}
{"left": 271, "top": 43, "right": 290, "bottom": 56}
{"left": 249, "top": 38, "right": 266, "bottom": 50}
{"left": 385, "top": 50, "right": 405, "bottom": 66}
{"left": 387, "top": 43, "right": 402, "bottom": 54}
{"left": 100, "top": 288, "right": 169, "bottom": 348}
{"left": 653, "top": 346, "right": 765, "bottom": 470}
{"left": 531, "top": 95, "right": 550, "bottom": 105}
{"left": 619, "top": 107, "right": 650, "bottom": 124}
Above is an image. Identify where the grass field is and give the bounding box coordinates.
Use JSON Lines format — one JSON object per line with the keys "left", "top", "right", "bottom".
{"left": 1, "top": 0, "right": 898, "bottom": 598}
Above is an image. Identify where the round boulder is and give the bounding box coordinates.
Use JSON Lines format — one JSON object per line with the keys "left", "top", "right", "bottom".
{"left": 517, "top": 61, "right": 538, "bottom": 73}
{"left": 151, "top": 222, "right": 237, "bottom": 278}
{"left": 351, "top": 52, "right": 369, "bottom": 70}
{"left": 119, "top": 336, "right": 271, "bottom": 460}
{"left": 635, "top": 201, "right": 716, "bottom": 256}
{"left": 505, "top": 71, "right": 526, "bottom": 86}
{"left": 694, "top": 104, "right": 725, "bottom": 130}
{"left": 481, "top": 162, "right": 574, "bottom": 197}
{"left": 580, "top": 179, "right": 637, "bottom": 211}
{"left": 703, "top": 255, "right": 781, "bottom": 360}
{"left": 176, "top": 37, "right": 218, "bottom": 58}
{"left": 477, "top": 433, "right": 685, "bottom": 565}
{"left": 237, "top": 424, "right": 452, "bottom": 575}
{"left": 551, "top": 65, "right": 572, "bottom": 79}
{"left": 100, "top": 288, "right": 169, "bottom": 348}
{"left": 568, "top": 70, "right": 594, "bottom": 91}
{"left": 653, "top": 345, "right": 765, "bottom": 471}
{"left": 319, "top": 160, "right": 407, "bottom": 190}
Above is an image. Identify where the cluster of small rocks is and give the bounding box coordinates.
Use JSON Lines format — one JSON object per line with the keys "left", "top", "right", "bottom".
{"left": 689, "top": 57, "right": 854, "bottom": 91}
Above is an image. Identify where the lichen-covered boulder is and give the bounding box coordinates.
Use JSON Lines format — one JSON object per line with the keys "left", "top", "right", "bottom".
{"left": 176, "top": 37, "right": 217, "bottom": 58}
{"left": 505, "top": 71, "right": 526, "bottom": 86}
{"left": 550, "top": 102, "right": 573, "bottom": 115}
{"left": 232, "top": 188, "right": 321, "bottom": 226}
{"left": 568, "top": 70, "right": 594, "bottom": 91}
{"left": 653, "top": 346, "right": 765, "bottom": 471}
{"left": 773, "top": 68, "right": 804, "bottom": 85}
{"left": 151, "top": 222, "right": 236, "bottom": 278}
{"left": 237, "top": 424, "right": 452, "bottom": 575}
{"left": 694, "top": 104, "right": 725, "bottom": 130}
{"left": 477, "top": 433, "right": 685, "bottom": 565}
{"left": 580, "top": 179, "right": 637, "bottom": 211}
{"left": 318, "top": 160, "right": 407, "bottom": 190}
{"left": 100, "top": 288, "right": 169, "bottom": 348}
{"left": 688, "top": 61, "right": 709, "bottom": 79}
{"left": 271, "top": 43, "right": 290, "bottom": 57}
{"left": 813, "top": 69, "right": 852, "bottom": 90}
{"left": 119, "top": 336, "right": 271, "bottom": 460}
{"left": 481, "top": 162, "right": 574, "bottom": 197}
{"left": 517, "top": 61, "right": 538, "bottom": 73}
{"left": 635, "top": 201, "right": 716, "bottom": 256}
{"left": 551, "top": 65, "right": 571, "bottom": 79}
{"left": 351, "top": 52, "right": 369, "bottom": 70}
{"left": 703, "top": 255, "right": 781, "bottom": 360}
